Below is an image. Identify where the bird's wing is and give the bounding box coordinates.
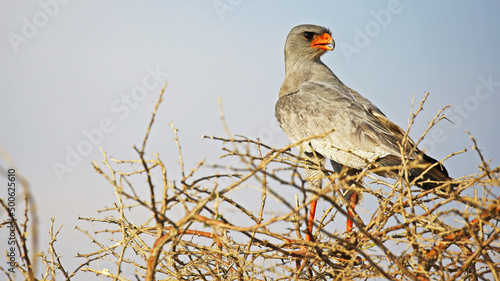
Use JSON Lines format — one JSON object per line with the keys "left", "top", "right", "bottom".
{"left": 346, "top": 87, "right": 386, "bottom": 117}
{"left": 343, "top": 87, "right": 414, "bottom": 144}
{"left": 275, "top": 81, "right": 403, "bottom": 169}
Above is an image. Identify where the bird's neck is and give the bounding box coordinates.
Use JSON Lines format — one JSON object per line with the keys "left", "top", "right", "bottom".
{"left": 279, "top": 58, "right": 341, "bottom": 99}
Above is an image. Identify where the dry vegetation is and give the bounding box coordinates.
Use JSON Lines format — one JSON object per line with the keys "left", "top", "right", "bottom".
{"left": 1, "top": 85, "right": 499, "bottom": 280}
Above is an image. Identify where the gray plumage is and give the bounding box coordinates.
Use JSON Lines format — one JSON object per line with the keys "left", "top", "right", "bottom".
{"left": 275, "top": 24, "right": 451, "bottom": 190}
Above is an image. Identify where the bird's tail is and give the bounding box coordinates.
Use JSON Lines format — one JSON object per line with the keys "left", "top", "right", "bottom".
{"left": 377, "top": 154, "right": 453, "bottom": 190}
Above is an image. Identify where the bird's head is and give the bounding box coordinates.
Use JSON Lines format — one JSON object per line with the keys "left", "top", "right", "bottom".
{"left": 284, "top": 24, "right": 335, "bottom": 61}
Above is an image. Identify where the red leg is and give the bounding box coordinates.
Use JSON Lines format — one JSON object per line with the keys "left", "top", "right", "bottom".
{"left": 346, "top": 191, "right": 358, "bottom": 233}
{"left": 293, "top": 200, "right": 317, "bottom": 260}
{"left": 305, "top": 200, "right": 318, "bottom": 241}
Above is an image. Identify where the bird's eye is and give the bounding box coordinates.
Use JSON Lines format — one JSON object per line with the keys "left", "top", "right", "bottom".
{"left": 303, "top": 32, "right": 314, "bottom": 40}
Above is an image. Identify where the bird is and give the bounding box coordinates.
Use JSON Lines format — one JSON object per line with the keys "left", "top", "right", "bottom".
{"left": 275, "top": 24, "right": 453, "bottom": 243}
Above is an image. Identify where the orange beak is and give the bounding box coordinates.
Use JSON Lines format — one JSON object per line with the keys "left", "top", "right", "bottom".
{"left": 311, "top": 33, "right": 334, "bottom": 51}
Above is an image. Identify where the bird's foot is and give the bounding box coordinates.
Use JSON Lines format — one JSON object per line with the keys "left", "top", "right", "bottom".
{"left": 291, "top": 246, "right": 315, "bottom": 257}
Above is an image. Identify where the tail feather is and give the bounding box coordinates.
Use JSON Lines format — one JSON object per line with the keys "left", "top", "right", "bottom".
{"left": 377, "top": 154, "right": 452, "bottom": 190}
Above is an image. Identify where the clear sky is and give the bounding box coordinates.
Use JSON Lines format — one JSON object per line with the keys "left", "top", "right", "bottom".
{"left": 1, "top": 1, "right": 499, "bottom": 278}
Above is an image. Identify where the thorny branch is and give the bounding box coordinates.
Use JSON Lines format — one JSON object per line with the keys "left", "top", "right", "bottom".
{"left": 1, "top": 89, "right": 499, "bottom": 280}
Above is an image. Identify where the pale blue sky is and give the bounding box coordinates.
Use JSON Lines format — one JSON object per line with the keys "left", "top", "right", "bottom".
{"left": 1, "top": 1, "right": 499, "bottom": 278}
